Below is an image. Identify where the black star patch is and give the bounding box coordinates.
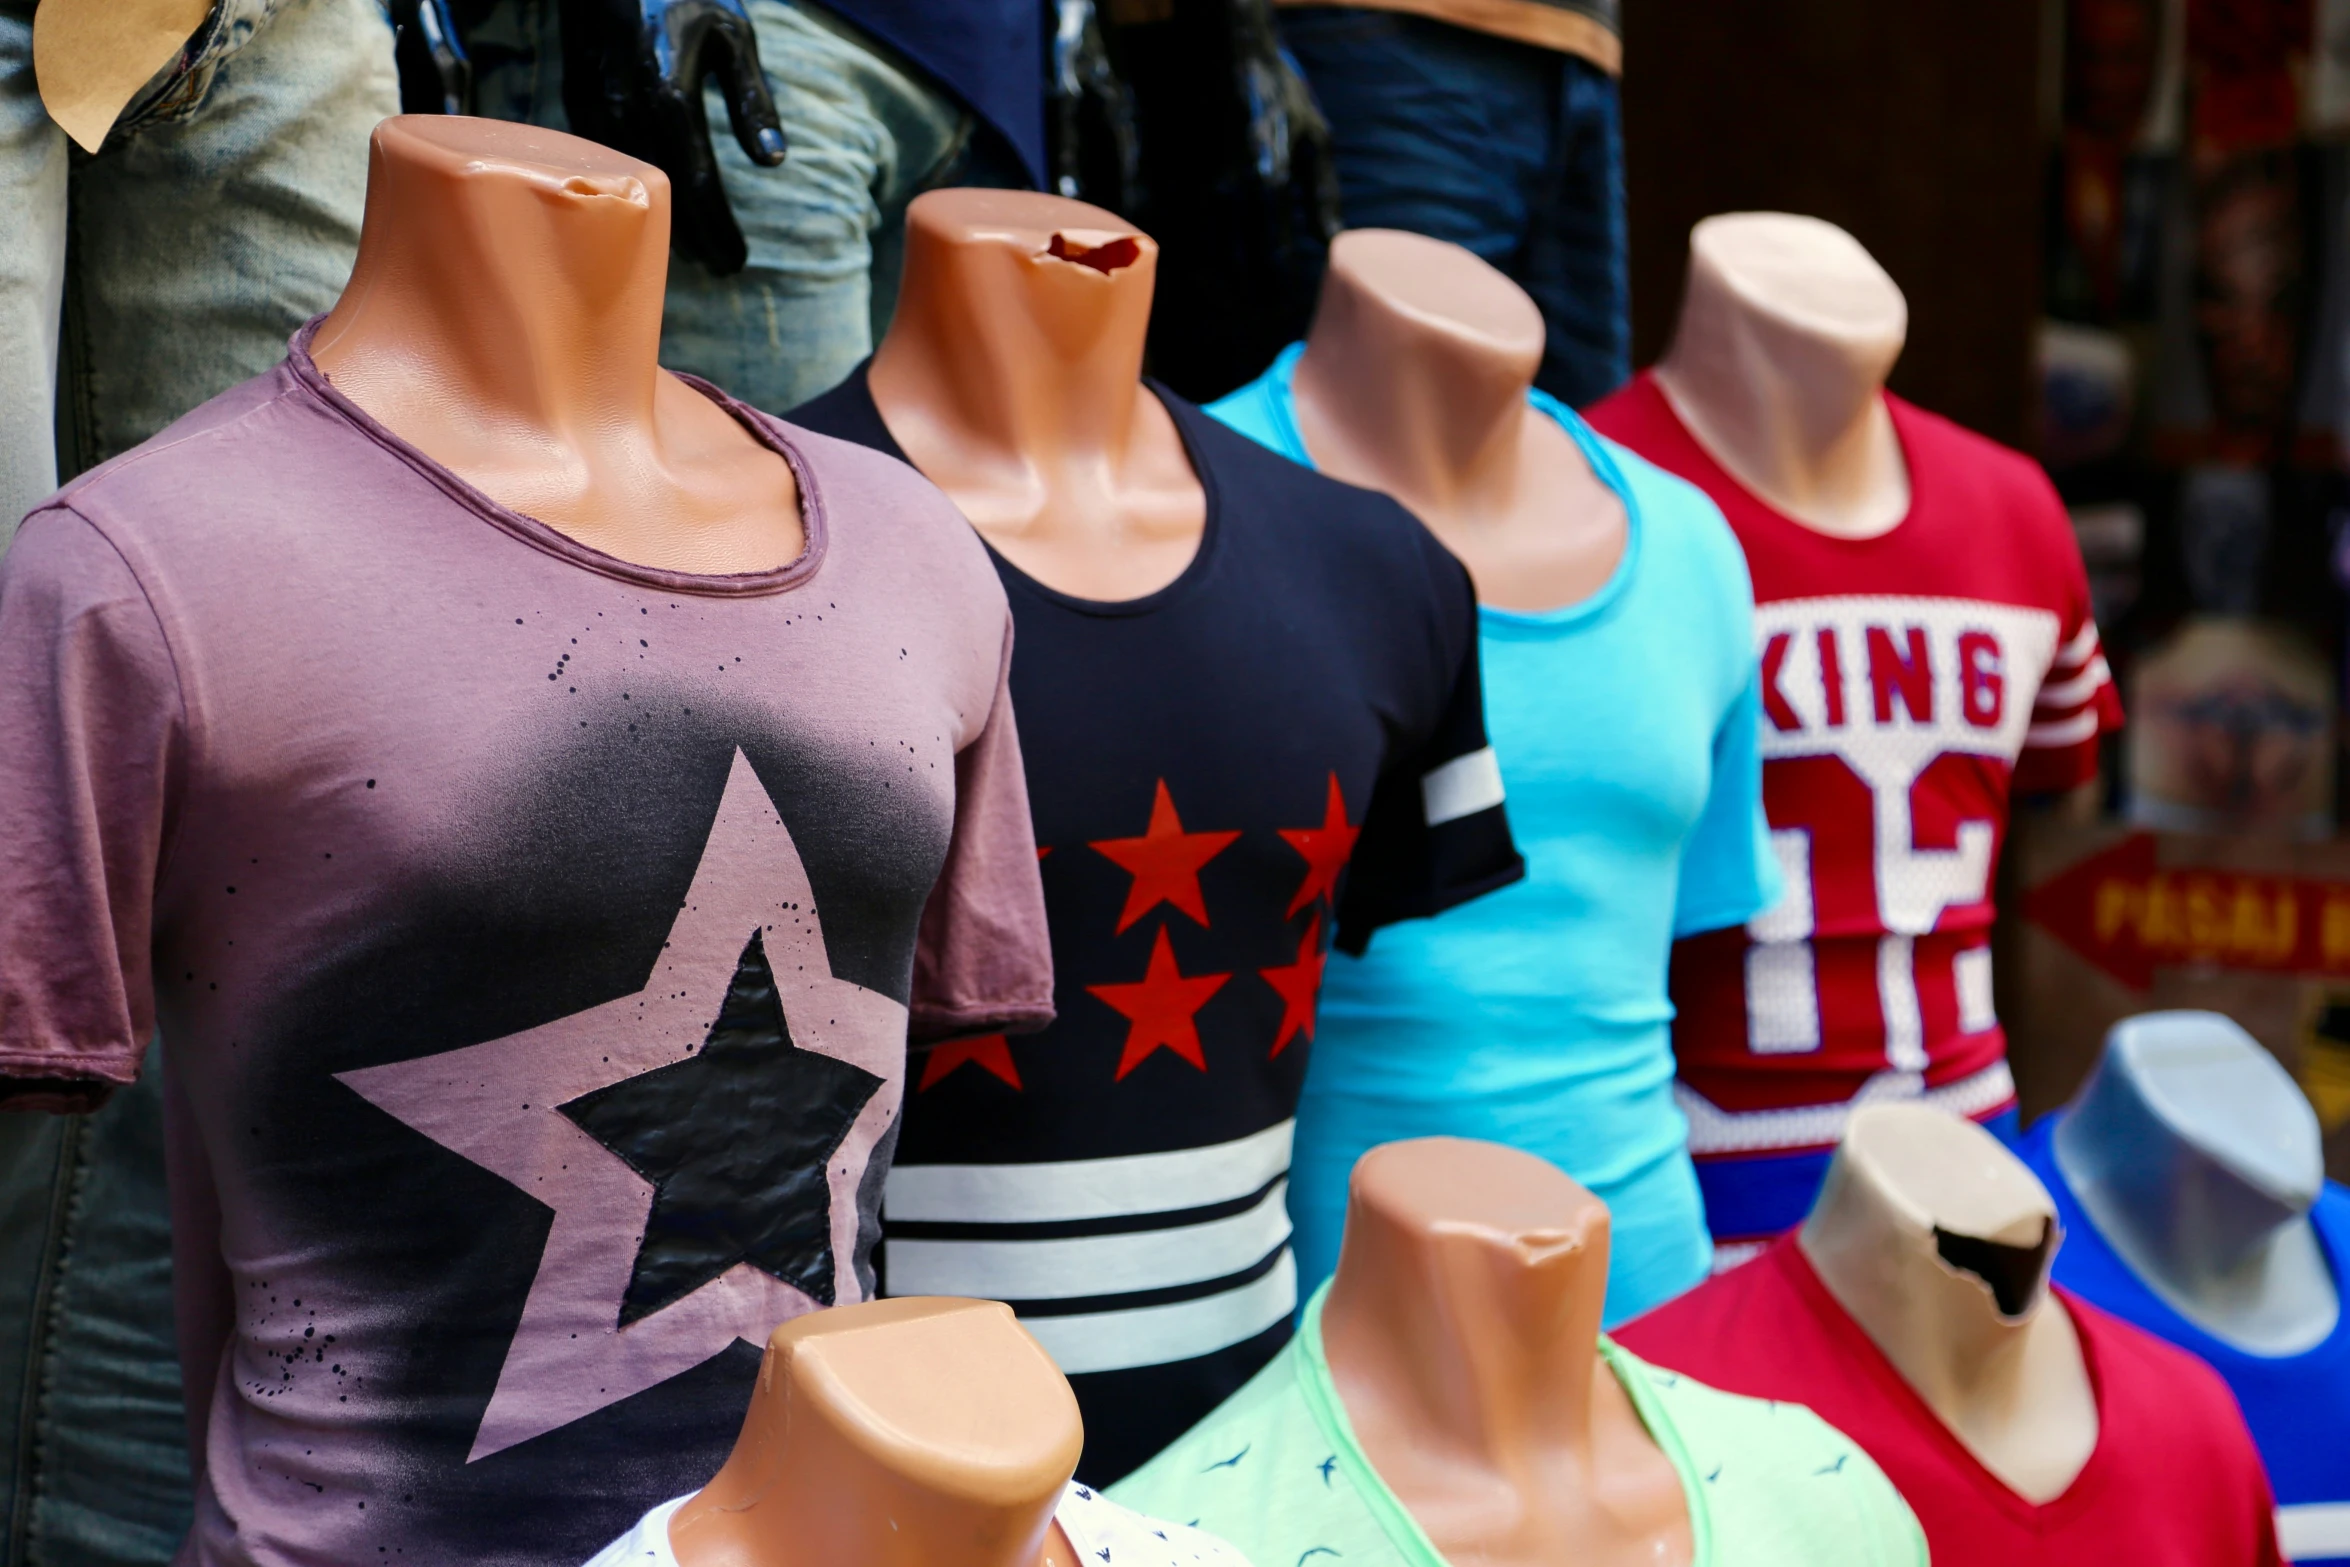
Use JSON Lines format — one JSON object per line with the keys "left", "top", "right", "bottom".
{"left": 559, "top": 928, "right": 884, "bottom": 1323}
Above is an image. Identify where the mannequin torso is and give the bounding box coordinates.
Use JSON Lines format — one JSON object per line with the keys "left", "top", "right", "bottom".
{"left": 1650, "top": 212, "right": 1911, "bottom": 540}
{"left": 864, "top": 189, "right": 1205, "bottom": 601}
{"left": 310, "top": 116, "right": 802, "bottom": 576}
{"left": 1286, "top": 229, "right": 1626, "bottom": 613}
{"left": 1799, "top": 1105, "right": 2099, "bottom": 1502}
{"left": 1320, "top": 1138, "right": 1691, "bottom": 1567}
{"left": 2052, "top": 1012, "right": 2338, "bottom": 1354}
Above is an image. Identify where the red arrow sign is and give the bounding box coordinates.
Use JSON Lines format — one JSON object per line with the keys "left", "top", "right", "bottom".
{"left": 2024, "top": 831, "right": 2350, "bottom": 989}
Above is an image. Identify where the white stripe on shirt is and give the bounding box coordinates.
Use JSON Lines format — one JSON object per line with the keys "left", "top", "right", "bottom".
{"left": 2032, "top": 656, "right": 2112, "bottom": 711}
{"left": 885, "top": 1120, "right": 1294, "bottom": 1224}
{"left": 2279, "top": 1501, "right": 2350, "bottom": 1559}
{"left": 1021, "top": 1251, "right": 1298, "bottom": 1377}
{"left": 1677, "top": 1060, "right": 2017, "bottom": 1157}
{"left": 1421, "top": 746, "right": 1504, "bottom": 826}
{"left": 886, "top": 1181, "right": 1291, "bottom": 1300}
{"left": 2025, "top": 709, "right": 2103, "bottom": 749}
{"left": 2053, "top": 620, "right": 2102, "bottom": 668}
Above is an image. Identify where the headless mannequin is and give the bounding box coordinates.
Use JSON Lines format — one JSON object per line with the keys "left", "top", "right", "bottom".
{"left": 2054, "top": 1010, "right": 2338, "bottom": 1354}
{"left": 1651, "top": 212, "right": 1911, "bottom": 539}
{"left": 668, "top": 1298, "right": 1087, "bottom": 1567}
{"left": 1286, "top": 229, "right": 1626, "bottom": 613}
{"left": 1319, "top": 1138, "right": 1691, "bottom": 1567}
{"left": 865, "top": 188, "right": 1205, "bottom": 600}
{"left": 311, "top": 116, "right": 802, "bottom": 576}
{"left": 1800, "top": 1104, "right": 2099, "bottom": 1503}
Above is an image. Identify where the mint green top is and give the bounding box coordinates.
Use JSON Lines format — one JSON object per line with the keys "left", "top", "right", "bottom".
{"left": 1111, "top": 1285, "right": 1926, "bottom": 1567}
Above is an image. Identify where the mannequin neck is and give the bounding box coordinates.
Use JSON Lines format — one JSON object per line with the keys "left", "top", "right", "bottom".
{"left": 1798, "top": 1108, "right": 2097, "bottom": 1502}
{"left": 1651, "top": 218, "right": 1910, "bottom": 539}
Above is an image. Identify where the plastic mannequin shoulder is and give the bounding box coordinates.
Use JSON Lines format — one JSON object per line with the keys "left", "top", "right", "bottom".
{"left": 1321, "top": 1138, "right": 1692, "bottom": 1567}
{"left": 864, "top": 188, "right": 1206, "bottom": 602}
{"left": 667, "top": 1297, "right": 1087, "bottom": 1567}
{"left": 1799, "top": 1104, "right": 2099, "bottom": 1502}
{"left": 2055, "top": 1011, "right": 2340, "bottom": 1353}
{"left": 1284, "top": 229, "right": 1627, "bottom": 613}
{"left": 1651, "top": 212, "right": 1912, "bottom": 539}
{"left": 308, "top": 115, "right": 803, "bottom": 576}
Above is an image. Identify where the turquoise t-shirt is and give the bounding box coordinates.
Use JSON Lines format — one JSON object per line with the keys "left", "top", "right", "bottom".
{"left": 1210, "top": 347, "right": 1781, "bottom": 1324}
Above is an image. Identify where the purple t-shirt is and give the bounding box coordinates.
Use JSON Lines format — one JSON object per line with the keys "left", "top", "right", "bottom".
{"left": 0, "top": 332, "right": 1053, "bottom": 1567}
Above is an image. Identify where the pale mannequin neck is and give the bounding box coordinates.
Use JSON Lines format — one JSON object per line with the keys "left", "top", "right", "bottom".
{"left": 309, "top": 116, "right": 800, "bottom": 576}
{"left": 1799, "top": 1105, "right": 2098, "bottom": 1503}
{"left": 2054, "top": 1012, "right": 2338, "bottom": 1355}
{"left": 1651, "top": 212, "right": 1910, "bottom": 540}
{"left": 866, "top": 189, "right": 1204, "bottom": 602}
{"left": 668, "top": 1298, "right": 1086, "bottom": 1567}
{"left": 1320, "top": 1138, "right": 1690, "bottom": 1567}
{"left": 1288, "top": 228, "right": 1625, "bottom": 614}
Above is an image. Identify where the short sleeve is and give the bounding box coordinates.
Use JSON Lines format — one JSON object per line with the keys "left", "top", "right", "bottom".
{"left": 909, "top": 611, "right": 1054, "bottom": 1042}
{"left": 1673, "top": 660, "right": 1785, "bottom": 938}
{"left": 2014, "top": 500, "right": 2123, "bottom": 796}
{"left": 0, "top": 507, "right": 184, "bottom": 1112}
{"left": 1334, "top": 549, "right": 1524, "bottom": 956}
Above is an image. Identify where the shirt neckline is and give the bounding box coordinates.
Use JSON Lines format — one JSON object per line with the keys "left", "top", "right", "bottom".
{"left": 284, "top": 317, "right": 827, "bottom": 598}
{"left": 1254, "top": 342, "right": 1641, "bottom": 633}
{"left": 1769, "top": 1234, "right": 2116, "bottom": 1533}
{"left": 1293, "top": 1283, "right": 1715, "bottom": 1567}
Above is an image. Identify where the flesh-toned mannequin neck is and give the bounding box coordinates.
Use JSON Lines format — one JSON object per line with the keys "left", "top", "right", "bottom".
{"left": 1652, "top": 212, "right": 1911, "bottom": 539}
{"left": 1800, "top": 1105, "right": 2098, "bottom": 1502}
{"left": 2055, "top": 1010, "right": 2338, "bottom": 1354}
{"left": 310, "top": 116, "right": 801, "bottom": 576}
{"left": 669, "top": 1298, "right": 1087, "bottom": 1567}
{"left": 865, "top": 188, "right": 1205, "bottom": 601}
{"left": 1320, "top": 1138, "right": 1690, "bottom": 1567}
{"left": 1287, "top": 229, "right": 1627, "bottom": 614}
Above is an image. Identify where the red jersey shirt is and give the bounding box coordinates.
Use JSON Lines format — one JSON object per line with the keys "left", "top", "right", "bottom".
{"left": 1615, "top": 1238, "right": 2282, "bottom": 1567}
{"left": 1588, "top": 377, "right": 2123, "bottom": 1233}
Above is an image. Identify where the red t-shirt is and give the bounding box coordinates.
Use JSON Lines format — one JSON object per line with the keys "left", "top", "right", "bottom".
{"left": 1615, "top": 1238, "right": 2282, "bottom": 1566}
{"left": 1587, "top": 376, "right": 2123, "bottom": 1177}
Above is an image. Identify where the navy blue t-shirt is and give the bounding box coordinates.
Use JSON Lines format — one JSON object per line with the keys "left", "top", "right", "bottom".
{"left": 811, "top": 0, "right": 1044, "bottom": 187}
{"left": 788, "top": 365, "right": 1521, "bottom": 1482}
{"left": 2019, "top": 1113, "right": 2350, "bottom": 1565}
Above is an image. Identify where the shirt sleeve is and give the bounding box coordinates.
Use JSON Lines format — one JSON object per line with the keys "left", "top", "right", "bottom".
{"left": 1672, "top": 660, "right": 1785, "bottom": 938}
{"left": 0, "top": 506, "right": 184, "bottom": 1112}
{"left": 1334, "top": 546, "right": 1525, "bottom": 956}
{"left": 2013, "top": 514, "right": 2123, "bottom": 796}
{"left": 909, "top": 611, "right": 1055, "bottom": 1043}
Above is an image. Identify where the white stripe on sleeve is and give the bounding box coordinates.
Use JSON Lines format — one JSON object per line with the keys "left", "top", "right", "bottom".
{"left": 2053, "top": 619, "right": 2102, "bottom": 668}
{"left": 2278, "top": 1501, "right": 2350, "bottom": 1559}
{"left": 2032, "top": 656, "right": 2111, "bottom": 711}
{"left": 2025, "top": 709, "right": 2102, "bottom": 749}
{"left": 1421, "top": 746, "right": 1504, "bottom": 826}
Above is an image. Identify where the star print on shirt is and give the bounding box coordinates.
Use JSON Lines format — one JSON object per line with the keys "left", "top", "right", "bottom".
{"left": 337, "top": 749, "right": 907, "bottom": 1461}
{"left": 1091, "top": 779, "right": 1241, "bottom": 932}
{"left": 1277, "top": 773, "right": 1359, "bottom": 916}
{"left": 917, "top": 1034, "right": 1022, "bottom": 1092}
{"left": 1259, "top": 914, "right": 1326, "bottom": 1058}
{"left": 1087, "top": 927, "right": 1231, "bottom": 1080}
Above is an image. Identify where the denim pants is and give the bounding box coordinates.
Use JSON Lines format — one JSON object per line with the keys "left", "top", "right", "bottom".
{"left": 0, "top": 1, "right": 393, "bottom": 1559}
{"left": 1277, "top": 7, "right": 1630, "bottom": 409}
{"left": 469, "top": 0, "right": 1017, "bottom": 415}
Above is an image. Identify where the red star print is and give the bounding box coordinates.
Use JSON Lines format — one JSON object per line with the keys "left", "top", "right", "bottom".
{"left": 1278, "top": 773, "right": 1360, "bottom": 917}
{"left": 1260, "top": 914, "right": 1326, "bottom": 1058}
{"left": 1090, "top": 780, "right": 1241, "bottom": 933}
{"left": 917, "top": 1035, "right": 1021, "bottom": 1092}
{"left": 1087, "top": 927, "right": 1231, "bottom": 1080}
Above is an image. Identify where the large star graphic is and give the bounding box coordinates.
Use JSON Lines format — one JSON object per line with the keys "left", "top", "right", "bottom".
{"left": 1259, "top": 914, "right": 1327, "bottom": 1058}
{"left": 1278, "top": 773, "right": 1360, "bottom": 917}
{"left": 1087, "top": 926, "right": 1231, "bottom": 1080}
{"left": 336, "top": 749, "right": 906, "bottom": 1461}
{"left": 916, "top": 1034, "right": 1022, "bottom": 1092}
{"left": 1090, "top": 780, "right": 1240, "bottom": 932}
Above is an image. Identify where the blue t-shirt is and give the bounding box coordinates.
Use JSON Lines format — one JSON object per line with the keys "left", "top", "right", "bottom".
{"left": 2018, "top": 1113, "right": 2350, "bottom": 1567}
{"left": 1210, "top": 345, "right": 1781, "bottom": 1324}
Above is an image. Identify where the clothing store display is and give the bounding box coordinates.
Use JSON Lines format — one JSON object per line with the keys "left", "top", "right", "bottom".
{"left": 584, "top": 1479, "right": 1252, "bottom": 1567}
{"left": 1112, "top": 1283, "right": 1925, "bottom": 1567}
{"left": 469, "top": 0, "right": 1030, "bottom": 416}
{"left": 1278, "top": 7, "right": 1626, "bottom": 407}
{"left": 2017, "top": 1114, "right": 2350, "bottom": 1566}
{"left": 791, "top": 364, "right": 1521, "bottom": 1483}
{"left": 0, "top": 327, "right": 1052, "bottom": 1567}
{"left": 1586, "top": 373, "right": 2123, "bottom": 1256}
{"left": 1212, "top": 344, "right": 1778, "bottom": 1324}
{"left": 1616, "top": 1236, "right": 2284, "bottom": 1566}
{"left": 0, "top": 2, "right": 396, "bottom": 1558}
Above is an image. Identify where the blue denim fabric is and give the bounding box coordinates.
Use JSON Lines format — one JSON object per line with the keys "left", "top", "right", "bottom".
{"left": 469, "top": 0, "right": 1024, "bottom": 415}
{"left": 1276, "top": 7, "right": 1629, "bottom": 409}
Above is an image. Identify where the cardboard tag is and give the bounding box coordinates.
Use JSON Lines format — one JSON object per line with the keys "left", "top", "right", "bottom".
{"left": 34, "top": 0, "right": 215, "bottom": 153}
